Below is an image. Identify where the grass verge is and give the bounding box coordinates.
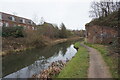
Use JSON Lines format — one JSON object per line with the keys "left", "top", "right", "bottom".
{"left": 84, "top": 42, "right": 118, "bottom": 78}
{"left": 57, "top": 42, "right": 89, "bottom": 78}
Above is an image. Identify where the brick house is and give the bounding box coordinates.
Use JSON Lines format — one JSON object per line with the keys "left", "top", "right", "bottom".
{"left": 85, "top": 25, "right": 118, "bottom": 44}
{"left": 0, "top": 12, "right": 36, "bottom": 30}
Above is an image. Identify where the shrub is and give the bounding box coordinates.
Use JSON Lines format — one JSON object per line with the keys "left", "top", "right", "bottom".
{"left": 2, "top": 26, "right": 24, "bottom": 37}
{"left": 25, "top": 30, "right": 47, "bottom": 48}
{"left": 59, "top": 23, "right": 68, "bottom": 38}
{"left": 37, "top": 22, "right": 58, "bottom": 38}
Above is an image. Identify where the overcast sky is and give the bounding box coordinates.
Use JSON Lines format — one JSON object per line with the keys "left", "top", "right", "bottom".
{"left": 0, "top": 0, "right": 94, "bottom": 30}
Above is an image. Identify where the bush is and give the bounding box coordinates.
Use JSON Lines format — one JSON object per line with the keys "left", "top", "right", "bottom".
{"left": 37, "top": 22, "right": 74, "bottom": 39}
{"left": 37, "top": 22, "right": 59, "bottom": 38}
{"left": 25, "top": 30, "right": 47, "bottom": 48}
{"left": 2, "top": 26, "right": 24, "bottom": 37}
{"left": 59, "top": 23, "right": 68, "bottom": 38}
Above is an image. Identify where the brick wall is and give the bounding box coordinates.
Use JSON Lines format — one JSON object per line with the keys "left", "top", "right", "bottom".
{"left": 1, "top": 12, "right": 36, "bottom": 30}
{"left": 85, "top": 25, "right": 118, "bottom": 44}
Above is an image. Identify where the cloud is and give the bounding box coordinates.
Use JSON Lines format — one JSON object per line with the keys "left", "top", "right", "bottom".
{"left": 0, "top": 0, "right": 92, "bottom": 30}
{"left": 0, "top": 0, "right": 92, "bottom": 3}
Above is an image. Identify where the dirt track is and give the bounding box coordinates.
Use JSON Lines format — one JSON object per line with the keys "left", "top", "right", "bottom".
{"left": 82, "top": 44, "right": 112, "bottom": 78}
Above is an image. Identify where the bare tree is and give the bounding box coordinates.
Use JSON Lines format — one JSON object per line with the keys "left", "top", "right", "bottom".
{"left": 89, "top": 0, "right": 120, "bottom": 18}
{"left": 32, "top": 14, "right": 39, "bottom": 24}
{"left": 40, "top": 17, "right": 45, "bottom": 25}
{"left": 12, "top": 12, "right": 18, "bottom": 16}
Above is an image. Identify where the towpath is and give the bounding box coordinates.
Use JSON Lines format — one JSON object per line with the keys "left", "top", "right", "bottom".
{"left": 81, "top": 43, "right": 112, "bottom": 78}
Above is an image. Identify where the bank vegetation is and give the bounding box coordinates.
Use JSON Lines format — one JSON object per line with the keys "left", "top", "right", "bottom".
{"left": 1, "top": 22, "right": 85, "bottom": 56}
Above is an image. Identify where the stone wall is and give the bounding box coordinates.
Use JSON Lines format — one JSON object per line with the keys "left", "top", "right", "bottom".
{"left": 85, "top": 25, "right": 118, "bottom": 44}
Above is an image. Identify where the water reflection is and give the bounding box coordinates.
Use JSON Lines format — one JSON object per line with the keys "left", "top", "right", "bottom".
{"left": 3, "top": 41, "right": 77, "bottom": 78}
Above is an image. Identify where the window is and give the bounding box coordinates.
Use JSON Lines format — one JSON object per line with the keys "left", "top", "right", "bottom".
{"left": 0, "top": 13, "right": 2, "bottom": 20}
{"left": 12, "top": 17, "right": 15, "bottom": 21}
{"left": 3, "top": 23, "right": 6, "bottom": 27}
{"left": 9, "top": 16, "right": 15, "bottom": 21}
{"left": 22, "top": 19, "right": 25, "bottom": 23}
{"left": 3, "top": 23, "right": 9, "bottom": 27}
{"left": 32, "top": 27, "right": 35, "bottom": 30}
{"left": 31, "top": 21, "right": 33, "bottom": 24}
{"left": 28, "top": 21, "right": 31, "bottom": 24}
{"left": 28, "top": 20, "right": 33, "bottom": 24}
{"left": 20, "top": 19, "right": 25, "bottom": 23}
{"left": 20, "top": 19, "right": 22, "bottom": 23}
{"left": 0, "top": 21, "right": 3, "bottom": 27}
{"left": 6, "top": 23, "right": 9, "bottom": 27}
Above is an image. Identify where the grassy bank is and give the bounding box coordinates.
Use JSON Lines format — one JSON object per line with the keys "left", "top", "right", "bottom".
{"left": 57, "top": 42, "right": 89, "bottom": 78}
{"left": 84, "top": 43, "right": 118, "bottom": 78}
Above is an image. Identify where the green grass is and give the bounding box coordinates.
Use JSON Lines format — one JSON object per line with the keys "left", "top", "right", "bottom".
{"left": 57, "top": 42, "right": 89, "bottom": 78}
{"left": 85, "top": 42, "right": 118, "bottom": 78}
{"left": 74, "top": 42, "right": 81, "bottom": 48}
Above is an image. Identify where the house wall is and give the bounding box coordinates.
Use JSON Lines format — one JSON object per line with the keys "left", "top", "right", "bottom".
{"left": 85, "top": 25, "right": 118, "bottom": 44}
{"left": 0, "top": 12, "right": 2, "bottom": 27}
{"left": 0, "top": 12, "right": 36, "bottom": 30}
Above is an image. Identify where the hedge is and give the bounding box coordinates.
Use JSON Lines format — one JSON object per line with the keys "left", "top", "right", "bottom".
{"left": 2, "top": 26, "right": 24, "bottom": 37}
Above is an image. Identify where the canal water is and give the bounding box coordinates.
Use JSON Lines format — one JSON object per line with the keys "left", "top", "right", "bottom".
{"left": 3, "top": 41, "right": 78, "bottom": 78}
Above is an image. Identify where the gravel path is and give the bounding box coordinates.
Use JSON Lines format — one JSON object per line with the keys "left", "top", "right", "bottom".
{"left": 82, "top": 44, "right": 112, "bottom": 78}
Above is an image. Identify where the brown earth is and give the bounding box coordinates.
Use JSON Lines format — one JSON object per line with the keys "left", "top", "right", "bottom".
{"left": 82, "top": 43, "right": 112, "bottom": 78}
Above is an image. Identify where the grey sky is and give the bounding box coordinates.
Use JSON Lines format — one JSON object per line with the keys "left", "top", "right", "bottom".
{"left": 0, "top": 0, "right": 93, "bottom": 30}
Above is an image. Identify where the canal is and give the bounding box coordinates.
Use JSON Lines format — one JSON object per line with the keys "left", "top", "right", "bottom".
{"left": 3, "top": 40, "right": 80, "bottom": 78}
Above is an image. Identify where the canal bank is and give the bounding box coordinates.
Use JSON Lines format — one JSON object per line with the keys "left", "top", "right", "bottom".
{"left": 1, "top": 37, "right": 82, "bottom": 56}
{"left": 57, "top": 42, "right": 89, "bottom": 78}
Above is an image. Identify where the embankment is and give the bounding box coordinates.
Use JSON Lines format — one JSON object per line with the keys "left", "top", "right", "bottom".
{"left": 1, "top": 37, "right": 82, "bottom": 56}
